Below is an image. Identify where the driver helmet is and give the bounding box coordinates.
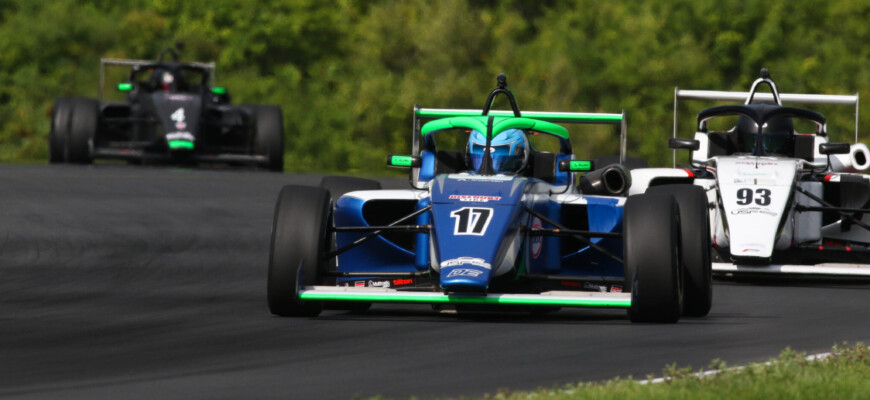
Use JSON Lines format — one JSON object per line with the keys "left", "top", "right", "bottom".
{"left": 737, "top": 115, "right": 795, "bottom": 155}
{"left": 466, "top": 128, "right": 527, "bottom": 174}
{"left": 160, "top": 71, "right": 175, "bottom": 91}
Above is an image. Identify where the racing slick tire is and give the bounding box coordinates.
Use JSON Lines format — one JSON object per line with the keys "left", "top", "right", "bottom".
{"left": 319, "top": 176, "right": 383, "bottom": 312}
{"left": 51, "top": 97, "right": 97, "bottom": 164}
{"left": 49, "top": 98, "right": 72, "bottom": 163}
{"left": 66, "top": 98, "right": 98, "bottom": 164}
{"left": 253, "top": 105, "right": 284, "bottom": 172}
{"left": 647, "top": 184, "right": 712, "bottom": 317}
{"left": 267, "top": 185, "right": 329, "bottom": 317}
{"left": 624, "top": 193, "right": 682, "bottom": 323}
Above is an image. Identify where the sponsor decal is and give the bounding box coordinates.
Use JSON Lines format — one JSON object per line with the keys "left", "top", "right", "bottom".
{"left": 610, "top": 285, "right": 623, "bottom": 293}
{"left": 440, "top": 257, "right": 492, "bottom": 269}
{"left": 530, "top": 217, "right": 543, "bottom": 259}
{"left": 734, "top": 161, "right": 780, "bottom": 166}
{"left": 445, "top": 268, "right": 483, "bottom": 278}
{"left": 730, "top": 208, "right": 777, "bottom": 216}
{"left": 354, "top": 281, "right": 365, "bottom": 287}
{"left": 368, "top": 280, "right": 391, "bottom": 288}
{"left": 582, "top": 282, "right": 607, "bottom": 292}
{"left": 392, "top": 278, "right": 414, "bottom": 286}
{"left": 448, "top": 174, "right": 513, "bottom": 182}
{"left": 167, "top": 94, "right": 194, "bottom": 101}
{"left": 166, "top": 132, "right": 195, "bottom": 142}
{"left": 448, "top": 195, "right": 502, "bottom": 202}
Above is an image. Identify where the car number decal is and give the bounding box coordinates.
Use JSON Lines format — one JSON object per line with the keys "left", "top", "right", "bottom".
{"left": 170, "top": 107, "right": 187, "bottom": 130}
{"left": 735, "top": 188, "right": 771, "bottom": 206}
{"left": 450, "top": 207, "right": 493, "bottom": 236}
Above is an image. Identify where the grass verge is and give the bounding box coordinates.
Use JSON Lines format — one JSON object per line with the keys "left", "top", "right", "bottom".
{"left": 373, "top": 343, "right": 870, "bottom": 400}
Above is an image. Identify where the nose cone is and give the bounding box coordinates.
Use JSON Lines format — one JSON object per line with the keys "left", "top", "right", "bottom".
{"left": 429, "top": 175, "right": 528, "bottom": 293}
{"left": 439, "top": 257, "right": 492, "bottom": 293}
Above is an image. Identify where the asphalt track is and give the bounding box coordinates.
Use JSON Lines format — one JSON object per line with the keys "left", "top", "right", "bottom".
{"left": 2, "top": 164, "right": 870, "bottom": 400}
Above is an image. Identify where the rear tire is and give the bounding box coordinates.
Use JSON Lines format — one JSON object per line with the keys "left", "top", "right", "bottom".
{"left": 253, "top": 105, "right": 284, "bottom": 172}
{"left": 319, "top": 176, "right": 382, "bottom": 312}
{"left": 267, "top": 185, "right": 329, "bottom": 317}
{"left": 624, "top": 193, "right": 682, "bottom": 323}
{"left": 647, "top": 184, "right": 712, "bottom": 317}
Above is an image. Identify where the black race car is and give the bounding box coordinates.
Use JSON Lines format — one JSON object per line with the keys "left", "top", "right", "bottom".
{"left": 49, "top": 45, "right": 284, "bottom": 171}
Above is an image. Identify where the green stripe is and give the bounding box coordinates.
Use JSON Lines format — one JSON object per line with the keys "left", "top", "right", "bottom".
{"left": 421, "top": 116, "right": 570, "bottom": 139}
{"left": 299, "top": 292, "right": 631, "bottom": 308}
{"left": 168, "top": 140, "right": 194, "bottom": 149}
{"left": 416, "top": 109, "right": 623, "bottom": 123}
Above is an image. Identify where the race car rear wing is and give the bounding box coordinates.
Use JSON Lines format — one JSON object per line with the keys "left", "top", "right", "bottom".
{"left": 414, "top": 108, "right": 626, "bottom": 159}
{"left": 411, "top": 107, "right": 626, "bottom": 187}
{"left": 672, "top": 87, "right": 858, "bottom": 166}
{"left": 99, "top": 58, "right": 216, "bottom": 100}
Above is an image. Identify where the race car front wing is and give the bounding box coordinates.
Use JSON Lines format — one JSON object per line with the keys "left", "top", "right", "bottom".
{"left": 298, "top": 286, "right": 631, "bottom": 308}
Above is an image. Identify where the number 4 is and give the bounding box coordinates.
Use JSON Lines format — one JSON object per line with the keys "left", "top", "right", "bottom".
{"left": 170, "top": 107, "right": 185, "bottom": 122}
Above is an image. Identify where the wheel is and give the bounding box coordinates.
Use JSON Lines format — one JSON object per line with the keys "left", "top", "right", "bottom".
{"left": 66, "top": 98, "right": 98, "bottom": 164}
{"left": 267, "top": 185, "right": 330, "bottom": 317}
{"left": 49, "top": 98, "right": 72, "bottom": 163}
{"left": 647, "top": 184, "right": 712, "bottom": 317}
{"left": 623, "top": 193, "right": 682, "bottom": 323}
{"left": 253, "top": 105, "right": 284, "bottom": 172}
{"left": 594, "top": 155, "right": 649, "bottom": 170}
{"left": 319, "top": 176, "right": 383, "bottom": 312}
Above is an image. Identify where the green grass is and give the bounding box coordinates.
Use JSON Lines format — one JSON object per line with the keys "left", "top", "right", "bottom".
{"left": 372, "top": 343, "right": 870, "bottom": 400}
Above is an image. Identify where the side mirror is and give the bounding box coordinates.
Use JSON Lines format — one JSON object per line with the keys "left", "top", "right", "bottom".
{"left": 386, "top": 154, "right": 421, "bottom": 168}
{"left": 558, "top": 159, "right": 594, "bottom": 172}
{"left": 117, "top": 82, "right": 133, "bottom": 92}
{"left": 819, "top": 142, "right": 850, "bottom": 155}
{"left": 669, "top": 138, "right": 700, "bottom": 151}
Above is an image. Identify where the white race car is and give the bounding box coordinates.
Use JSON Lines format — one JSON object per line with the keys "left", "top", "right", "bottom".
{"left": 632, "top": 69, "right": 870, "bottom": 277}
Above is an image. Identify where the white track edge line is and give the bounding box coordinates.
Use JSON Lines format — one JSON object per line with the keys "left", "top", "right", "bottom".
{"left": 637, "top": 351, "right": 833, "bottom": 384}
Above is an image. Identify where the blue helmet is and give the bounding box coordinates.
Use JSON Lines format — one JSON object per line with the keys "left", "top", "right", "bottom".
{"left": 466, "top": 128, "right": 527, "bottom": 174}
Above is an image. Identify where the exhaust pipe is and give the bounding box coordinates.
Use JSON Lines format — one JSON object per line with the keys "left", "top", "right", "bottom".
{"left": 578, "top": 164, "right": 631, "bottom": 196}
{"left": 830, "top": 143, "right": 870, "bottom": 172}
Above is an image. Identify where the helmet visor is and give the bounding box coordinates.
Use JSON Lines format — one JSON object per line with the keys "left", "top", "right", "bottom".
{"left": 468, "top": 142, "right": 525, "bottom": 174}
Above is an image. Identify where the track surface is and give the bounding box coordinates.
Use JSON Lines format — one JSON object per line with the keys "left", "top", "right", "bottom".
{"left": 2, "top": 164, "right": 870, "bottom": 400}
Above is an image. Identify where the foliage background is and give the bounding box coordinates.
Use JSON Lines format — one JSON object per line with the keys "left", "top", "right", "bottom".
{"left": 1, "top": 0, "right": 869, "bottom": 171}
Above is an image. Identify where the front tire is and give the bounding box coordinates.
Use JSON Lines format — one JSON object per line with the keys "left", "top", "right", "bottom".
{"left": 253, "top": 105, "right": 284, "bottom": 172}
{"left": 267, "top": 185, "right": 330, "bottom": 317}
{"left": 624, "top": 193, "right": 682, "bottom": 323}
{"left": 647, "top": 184, "right": 712, "bottom": 317}
{"left": 50, "top": 97, "right": 97, "bottom": 164}
{"left": 67, "top": 98, "right": 98, "bottom": 164}
{"left": 49, "top": 98, "right": 72, "bottom": 163}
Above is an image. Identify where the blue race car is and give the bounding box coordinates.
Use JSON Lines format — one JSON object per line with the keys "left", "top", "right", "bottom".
{"left": 268, "top": 75, "right": 712, "bottom": 322}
